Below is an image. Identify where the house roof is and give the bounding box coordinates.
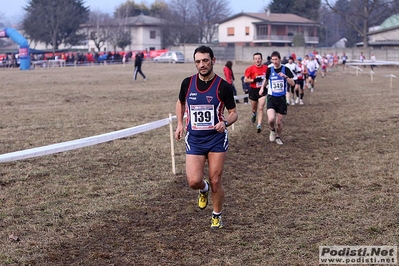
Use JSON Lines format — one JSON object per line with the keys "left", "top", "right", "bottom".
{"left": 113, "top": 14, "right": 164, "bottom": 26}
{"left": 368, "top": 14, "right": 399, "bottom": 35}
{"left": 218, "top": 12, "right": 318, "bottom": 26}
{"left": 380, "top": 14, "right": 399, "bottom": 30}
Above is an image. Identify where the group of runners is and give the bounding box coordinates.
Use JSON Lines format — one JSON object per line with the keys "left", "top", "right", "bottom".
{"left": 243, "top": 51, "right": 321, "bottom": 144}
{"left": 173, "top": 46, "right": 326, "bottom": 229}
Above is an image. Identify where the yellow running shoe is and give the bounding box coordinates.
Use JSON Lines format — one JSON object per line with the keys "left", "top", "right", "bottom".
{"left": 198, "top": 181, "right": 209, "bottom": 210}
{"left": 211, "top": 215, "right": 223, "bottom": 229}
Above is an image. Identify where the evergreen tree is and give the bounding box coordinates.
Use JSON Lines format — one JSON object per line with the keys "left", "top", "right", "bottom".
{"left": 268, "top": 0, "right": 294, "bottom": 13}
{"left": 268, "top": 0, "right": 320, "bottom": 21}
{"left": 22, "top": 0, "right": 89, "bottom": 51}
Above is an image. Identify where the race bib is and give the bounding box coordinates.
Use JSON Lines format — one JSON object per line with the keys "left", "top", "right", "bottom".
{"left": 271, "top": 80, "right": 284, "bottom": 93}
{"left": 190, "top": 105, "right": 215, "bottom": 130}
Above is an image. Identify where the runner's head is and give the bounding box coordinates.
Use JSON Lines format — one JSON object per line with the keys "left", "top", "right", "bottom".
{"left": 253, "top": 52, "right": 263, "bottom": 67}
{"left": 271, "top": 51, "right": 281, "bottom": 68}
{"left": 194, "top": 46, "right": 216, "bottom": 77}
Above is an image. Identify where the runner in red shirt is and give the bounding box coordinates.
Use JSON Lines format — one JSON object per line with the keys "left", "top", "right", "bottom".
{"left": 244, "top": 53, "right": 268, "bottom": 133}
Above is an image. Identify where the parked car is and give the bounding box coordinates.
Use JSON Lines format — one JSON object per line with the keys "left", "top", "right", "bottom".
{"left": 153, "top": 51, "right": 185, "bottom": 63}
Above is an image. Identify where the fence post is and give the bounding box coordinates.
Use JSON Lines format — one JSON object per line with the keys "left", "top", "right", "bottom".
{"left": 169, "top": 113, "right": 176, "bottom": 174}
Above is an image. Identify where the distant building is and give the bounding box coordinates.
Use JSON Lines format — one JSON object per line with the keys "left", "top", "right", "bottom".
{"left": 83, "top": 13, "right": 164, "bottom": 52}
{"left": 218, "top": 11, "right": 319, "bottom": 47}
{"left": 1, "top": 14, "right": 164, "bottom": 53}
{"left": 367, "top": 14, "right": 399, "bottom": 48}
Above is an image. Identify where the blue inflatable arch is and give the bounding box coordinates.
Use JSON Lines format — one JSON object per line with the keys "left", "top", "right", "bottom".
{"left": 0, "top": 28, "right": 30, "bottom": 70}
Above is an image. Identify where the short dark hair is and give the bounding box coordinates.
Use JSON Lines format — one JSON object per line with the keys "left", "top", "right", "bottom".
{"left": 271, "top": 51, "right": 281, "bottom": 59}
{"left": 194, "top": 45, "right": 214, "bottom": 60}
{"left": 253, "top": 52, "right": 263, "bottom": 59}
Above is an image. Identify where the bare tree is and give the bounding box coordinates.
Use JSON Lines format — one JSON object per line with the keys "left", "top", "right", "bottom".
{"left": 158, "top": 0, "right": 232, "bottom": 46}
{"left": 159, "top": 0, "right": 198, "bottom": 46}
{"left": 194, "top": 0, "right": 231, "bottom": 44}
{"left": 108, "top": 25, "right": 132, "bottom": 51}
{"left": 325, "top": 0, "right": 399, "bottom": 47}
{"left": 87, "top": 10, "right": 112, "bottom": 51}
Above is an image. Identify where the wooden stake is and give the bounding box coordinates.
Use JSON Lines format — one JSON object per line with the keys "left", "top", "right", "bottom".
{"left": 169, "top": 113, "right": 176, "bottom": 174}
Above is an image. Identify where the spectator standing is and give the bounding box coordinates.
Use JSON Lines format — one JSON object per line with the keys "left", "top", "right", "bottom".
{"left": 259, "top": 51, "right": 295, "bottom": 145}
{"left": 223, "top": 60, "right": 239, "bottom": 103}
{"left": 134, "top": 52, "right": 147, "bottom": 81}
{"left": 174, "top": 45, "right": 238, "bottom": 229}
{"left": 126, "top": 51, "right": 132, "bottom": 62}
{"left": 244, "top": 53, "right": 268, "bottom": 133}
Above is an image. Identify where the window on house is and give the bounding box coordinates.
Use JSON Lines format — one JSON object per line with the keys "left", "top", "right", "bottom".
{"left": 257, "top": 25, "right": 268, "bottom": 36}
{"left": 245, "top": 27, "right": 250, "bottom": 36}
{"left": 227, "top": 27, "right": 234, "bottom": 36}
{"left": 150, "top": 30, "right": 156, "bottom": 39}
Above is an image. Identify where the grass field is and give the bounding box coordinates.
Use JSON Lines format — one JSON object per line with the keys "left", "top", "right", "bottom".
{"left": 0, "top": 61, "right": 399, "bottom": 265}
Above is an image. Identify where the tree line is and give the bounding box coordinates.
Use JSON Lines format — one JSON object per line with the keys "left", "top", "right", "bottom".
{"left": 1, "top": 0, "right": 398, "bottom": 52}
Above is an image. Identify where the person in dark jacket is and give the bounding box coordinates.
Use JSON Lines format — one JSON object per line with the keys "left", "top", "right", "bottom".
{"left": 133, "top": 52, "right": 147, "bottom": 81}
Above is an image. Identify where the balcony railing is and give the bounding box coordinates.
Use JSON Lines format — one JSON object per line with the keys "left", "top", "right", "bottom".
{"left": 254, "top": 35, "right": 319, "bottom": 44}
{"left": 255, "top": 35, "right": 293, "bottom": 41}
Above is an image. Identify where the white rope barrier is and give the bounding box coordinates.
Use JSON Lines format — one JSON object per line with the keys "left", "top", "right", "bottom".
{"left": 0, "top": 116, "right": 174, "bottom": 163}
{"left": 346, "top": 60, "right": 399, "bottom": 66}
{"left": 0, "top": 111, "right": 241, "bottom": 174}
{"left": 346, "top": 63, "right": 398, "bottom": 88}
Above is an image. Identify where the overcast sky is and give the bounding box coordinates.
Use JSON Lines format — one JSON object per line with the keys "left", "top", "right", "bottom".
{"left": 3, "top": 0, "right": 270, "bottom": 23}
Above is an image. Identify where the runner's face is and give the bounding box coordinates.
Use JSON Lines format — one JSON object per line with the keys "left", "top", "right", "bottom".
{"left": 253, "top": 55, "right": 262, "bottom": 67}
{"left": 195, "top": 52, "right": 214, "bottom": 77}
{"left": 272, "top": 56, "right": 280, "bottom": 68}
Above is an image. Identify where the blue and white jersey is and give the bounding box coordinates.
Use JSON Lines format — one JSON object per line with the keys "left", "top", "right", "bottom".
{"left": 267, "top": 66, "right": 287, "bottom": 97}
{"left": 306, "top": 59, "right": 319, "bottom": 72}
{"left": 185, "top": 74, "right": 225, "bottom": 137}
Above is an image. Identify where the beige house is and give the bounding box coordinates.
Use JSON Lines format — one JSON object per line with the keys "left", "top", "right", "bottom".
{"left": 84, "top": 14, "right": 164, "bottom": 52}
{"left": 218, "top": 12, "right": 319, "bottom": 47}
{"left": 367, "top": 14, "right": 399, "bottom": 47}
